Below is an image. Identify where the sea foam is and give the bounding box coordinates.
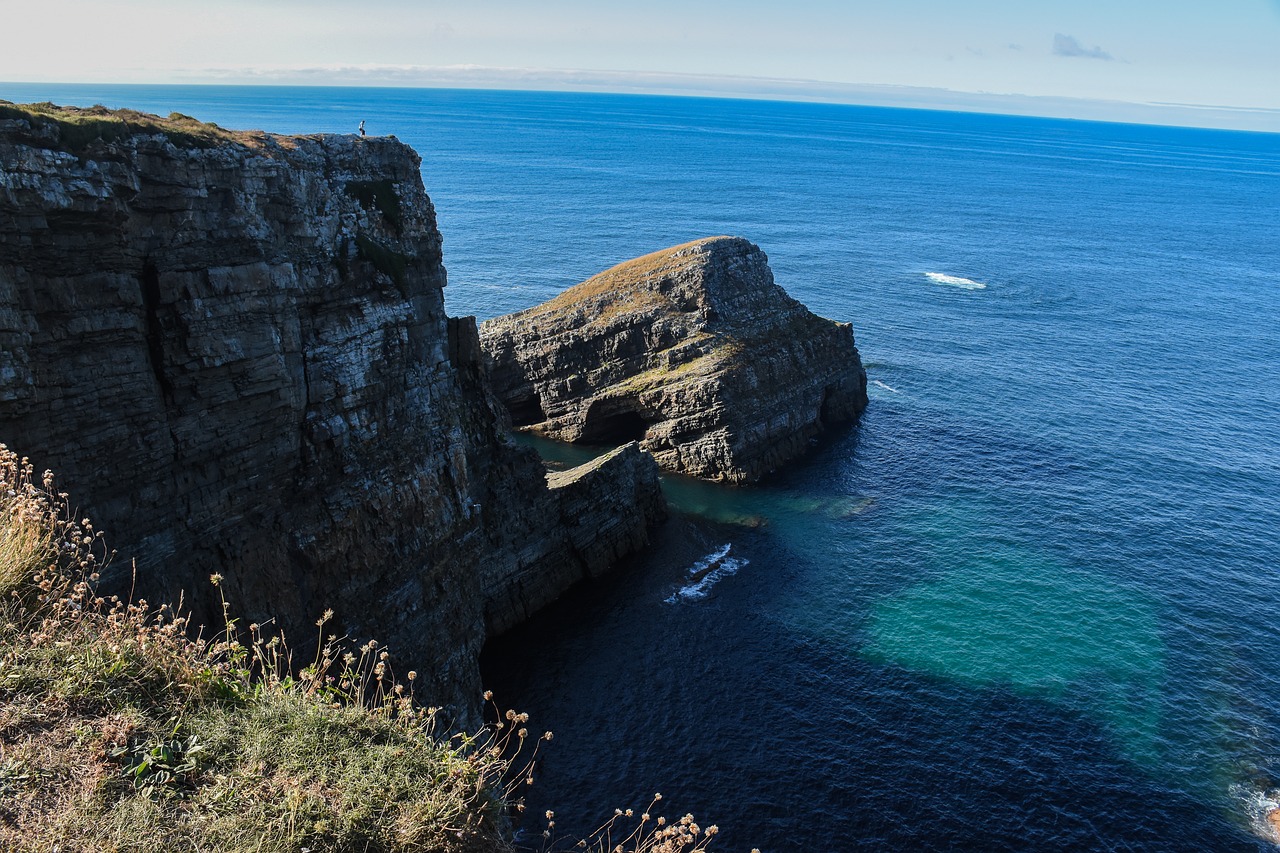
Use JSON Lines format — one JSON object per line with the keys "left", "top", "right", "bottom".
{"left": 924, "top": 271, "right": 987, "bottom": 290}
{"left": 666, "top": 544, "right": 747, "bottom": 603}
{"left": 1228, "top": 783, "right": 1280, "bottom": 846}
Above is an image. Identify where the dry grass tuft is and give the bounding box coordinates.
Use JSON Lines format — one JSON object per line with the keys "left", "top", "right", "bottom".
{"left": 0, "top": 444, "right": 520, "bottom": 852}
{"left": 536, "top": 792, "right": 737, "bottom": 853}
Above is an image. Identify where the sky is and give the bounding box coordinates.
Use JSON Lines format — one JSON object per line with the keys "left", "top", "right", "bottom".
{"left": 3, "top": 0, "right": 1280, "bottom": 131}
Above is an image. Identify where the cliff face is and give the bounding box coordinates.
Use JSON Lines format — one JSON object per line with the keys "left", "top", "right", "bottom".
{"left": 479, "top": 237, "right": 868, "bottom": 483}
{"left": 0, "top": 104, "right": 663, "bottom": 718}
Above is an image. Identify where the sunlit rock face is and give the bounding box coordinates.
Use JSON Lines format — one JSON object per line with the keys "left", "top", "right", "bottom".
{"left": 0, "top": 104, "right": 663, "bottom": 719}
{"left": 480, "top": 236, "right": 868, "bottom": 483}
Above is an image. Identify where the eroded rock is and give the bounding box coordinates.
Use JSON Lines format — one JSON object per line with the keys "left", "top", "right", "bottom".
{"left": 480, "top": 236, "right": 868, "bottom": 483}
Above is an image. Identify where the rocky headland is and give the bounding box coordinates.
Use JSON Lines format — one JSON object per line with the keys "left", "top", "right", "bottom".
{"left": 0, "top": 102, "right": 664, "bottom": 719}
{"left": 479, "top": 236, "right": 868, "bottom": 483}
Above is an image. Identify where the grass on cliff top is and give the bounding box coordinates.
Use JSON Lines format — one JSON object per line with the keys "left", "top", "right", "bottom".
{"left": 0, "top": 443, "right": 735, "bottom": 853}
{"left": 527, "top": 237, "right": 729, "bottom": 323}
{"left": 0, "top": 100, "right": 269, "bottom": 152}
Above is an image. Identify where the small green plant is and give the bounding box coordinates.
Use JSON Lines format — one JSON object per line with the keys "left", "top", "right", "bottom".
{"left": 356, "top": 232, "right": 410, "bottom": 289}
{"left": 0, "top": 445, "right": 106, "bottom": 600}
{"left": 535, "top": 792, "right": 736, "bottom": 853}
{"left": 108, "top": 723, "right": 205, "bottom": 800}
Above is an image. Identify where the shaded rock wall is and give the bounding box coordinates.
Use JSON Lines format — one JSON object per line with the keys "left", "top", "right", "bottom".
{"left": 0, "top": 106, "right": 663, "bottom": 719}
{"left": 484, "top": 442, "right": 664, "bottom": 636}
{"left": 480, "top": 237, "right": 868, "bottom": 483}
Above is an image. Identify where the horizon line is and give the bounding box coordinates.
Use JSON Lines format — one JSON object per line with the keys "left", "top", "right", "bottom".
{"left": 3, "top": 65, "right": 1279, "bottom": 134}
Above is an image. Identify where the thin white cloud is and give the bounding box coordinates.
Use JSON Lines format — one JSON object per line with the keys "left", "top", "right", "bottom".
{"left": 1053, "top": 33, "right": 1113, "bottom": 61}
{"left": 154, "top": 63, "right": 1280, "bottom": 132}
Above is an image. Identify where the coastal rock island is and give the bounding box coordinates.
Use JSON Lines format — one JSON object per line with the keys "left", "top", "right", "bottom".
{"left": 0, "top": 102, "right": 663, "bottom": 717}
{"left": 479, "top": 236, "right": 869, "bottom": 483}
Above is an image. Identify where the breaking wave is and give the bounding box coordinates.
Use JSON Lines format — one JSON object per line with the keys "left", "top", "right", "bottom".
{"left": 924, "top": 271, "right": 987, "bottom": 290}
{"left": 1230, "top": 784, "right": 1280, "bottom": 847}
{"left": 666, "top": 544, "right": 748, "bottom": 603}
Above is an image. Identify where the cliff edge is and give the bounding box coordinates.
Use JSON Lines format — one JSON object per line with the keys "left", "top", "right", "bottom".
{"left": 480, "top": 237, "right": 868, "bottom": 483}
{"left": 0, "top": 102, "right": 663, "bottom": 718}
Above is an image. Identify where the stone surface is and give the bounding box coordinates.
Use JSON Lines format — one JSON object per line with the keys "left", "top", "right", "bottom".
{"left": 0, "top": 104, "right": 664, "bottom": 721}
{"left": 484, "top": 441, "right": 665, "bottom": 636}
{"left": 479, "top": 236, "right": 868, "bottom": 483}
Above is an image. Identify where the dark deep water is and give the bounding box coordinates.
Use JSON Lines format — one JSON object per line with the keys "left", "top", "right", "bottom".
{"left": 6, "top": 83, "right": 1279, "bottom": 851}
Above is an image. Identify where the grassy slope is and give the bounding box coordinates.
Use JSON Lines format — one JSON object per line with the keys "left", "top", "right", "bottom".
{"left": 0, "top": 444, "right": 517, "bottom": 853}
{"left": 0, "top": 443, "right": 729, "bottom": 852}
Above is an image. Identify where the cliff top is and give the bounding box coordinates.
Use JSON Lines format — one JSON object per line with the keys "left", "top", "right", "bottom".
{"left": 543, "top": 235, "right": 732, "bottom": 307}
{"left": 520, "top": 236, "right": 776, "bottom": 327}
{"left": 0, "top": 99, "right": 281, "bottom": 151}
{"left": 0, "top": 444, "right": 519, "bottom": 852}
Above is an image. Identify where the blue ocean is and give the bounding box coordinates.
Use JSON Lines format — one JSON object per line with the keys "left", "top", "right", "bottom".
{"left": 6, "top": 83, "right": 1279, "bottom": 851}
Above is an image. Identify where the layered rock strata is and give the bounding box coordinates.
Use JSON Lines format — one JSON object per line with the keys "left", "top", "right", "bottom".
{"left": 0, "top": 103, "right": 663, "bottom": 719}
{"left": 479, "top": 237, "right": 868, "bottom": 483}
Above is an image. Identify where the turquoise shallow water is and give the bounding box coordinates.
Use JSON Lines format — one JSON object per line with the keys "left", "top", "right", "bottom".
{"left": 5, "top": 83, "right": 1279, "bottom": 850}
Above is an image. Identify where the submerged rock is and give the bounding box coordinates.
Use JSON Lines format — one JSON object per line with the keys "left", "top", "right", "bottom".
{"left": 480, "top": 236, "right": 868, "bottom": 483}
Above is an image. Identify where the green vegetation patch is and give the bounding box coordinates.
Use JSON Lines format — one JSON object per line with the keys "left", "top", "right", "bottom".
{"left": 536, "top": 237, "right": 723, "bottom": 320}
{"left": 0, "top": 100, "right": 261, "bottom": 154}
{"left": 356, "top": 233, "right": 410, "bottom": 289}
{"left": 346, "top": 179, "right": 404, "bottom": 234}
{"left": 0, "top": 444, "right": 516, "bottom": 853}
{"left": 608, "top": 337, "right": 743, "bottom": 396}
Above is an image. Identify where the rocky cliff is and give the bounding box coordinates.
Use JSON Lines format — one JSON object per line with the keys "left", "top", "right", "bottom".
{"left": 479, "top": 237, "right": 868, "bottom": 483}
{"left": 0, "top": 102, "right": 663, "bottom": 719}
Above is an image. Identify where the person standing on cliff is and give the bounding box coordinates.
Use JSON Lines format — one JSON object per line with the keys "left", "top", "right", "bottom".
{"left": 359, "top": 120, "right": 366, "bottom": 136}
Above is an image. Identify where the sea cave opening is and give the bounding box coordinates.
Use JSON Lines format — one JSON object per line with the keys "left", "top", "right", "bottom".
{"left": 506, "top": 388, "right": 547, "bottom": 428}
{"left": 579, "top": 399, "right": 652, "bottom": 446}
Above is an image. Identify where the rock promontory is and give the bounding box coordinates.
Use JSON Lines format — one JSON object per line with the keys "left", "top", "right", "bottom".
{"left": 479, "top": 237, "right": 868, "bottom": 483}
{"left": 0, "top": 102, "right": 664, "bottom": 719}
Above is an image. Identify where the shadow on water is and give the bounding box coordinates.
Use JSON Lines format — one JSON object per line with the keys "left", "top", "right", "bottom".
{"left": 512, "top": 429, "right": 876, "bottom": 530}
{"left": 490, "top": 433, "right": 1264, "bottom": 851}
{"left": 501, "top": 417, "right": 1280, "bottom": 845}
{"left": 481, "top": 511, "right": 1261, "bottom": 852}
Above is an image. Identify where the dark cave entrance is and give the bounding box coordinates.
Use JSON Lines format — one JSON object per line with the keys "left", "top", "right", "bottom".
{"left": 819, "top": 385, "right": 838, "bottom": 423}
{"left": 506, "top": 388, "right": 548, "bottom": 427}
{"left": 579, "top": 398, "right": 652, "bottom": 445}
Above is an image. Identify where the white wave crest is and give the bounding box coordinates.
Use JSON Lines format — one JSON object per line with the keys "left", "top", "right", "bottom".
{"left": 1229, "top": 783, "right": 1280, "bottom": 846}
{"left": 924, "top": 271, "right": 987, "bottom": 290}
{"left": 872, "top": 379, "right": 899, "bottom": 393}
{"left": 666, "top": 544, "right": 747, "bottom": 603}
